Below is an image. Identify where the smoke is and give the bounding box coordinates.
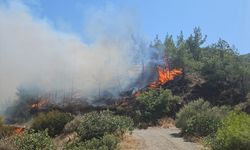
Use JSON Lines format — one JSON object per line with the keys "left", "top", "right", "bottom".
{"left": 0, "top": 1, "right": 161, "bottom": 112}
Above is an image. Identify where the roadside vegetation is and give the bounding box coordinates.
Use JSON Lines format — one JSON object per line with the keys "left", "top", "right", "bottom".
{"left": 135, "top": 89, "right": 180, "bottom": 124}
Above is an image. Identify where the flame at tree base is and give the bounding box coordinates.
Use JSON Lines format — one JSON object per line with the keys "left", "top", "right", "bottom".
{"left": 149, "top": 66, "right": 182, "bottom": 88}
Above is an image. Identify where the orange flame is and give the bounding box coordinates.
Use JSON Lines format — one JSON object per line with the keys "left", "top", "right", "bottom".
{"left": 15, "top": 127, "right": 24, "bottom": 134}
{"left": 149, "top": 66, "right": 182, "bottom": 88}
{"left": 31, "top": 99, "right": 49, "bottom": 109}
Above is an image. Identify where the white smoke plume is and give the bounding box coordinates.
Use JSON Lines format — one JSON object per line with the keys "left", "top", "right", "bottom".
{"left": 0, "top": 1, "right": 159, "bottom": 112}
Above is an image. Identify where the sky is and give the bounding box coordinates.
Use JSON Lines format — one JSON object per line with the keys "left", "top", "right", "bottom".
{"left": 1, "top": 0, "right": 250, "bottom": 54}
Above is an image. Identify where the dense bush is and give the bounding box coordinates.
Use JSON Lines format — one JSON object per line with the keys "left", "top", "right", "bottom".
{"left": 64, "top": 116, "right": 82, "bottom": 133}
{"left": 235, "top": 94, "right": 250, "bottom": 114}
{"left": 14, "top": 129, "right": 54, "bottom": 150}
{"left": 136, "top": 89, "right": 180, "bottom": 123}
{"left": 176, "top": 99, "right": 210, "bottom": 130}
{"left": 76, "top": 110, "right": 134, "bottom": 141}
{"left": 176, "top": 99, "right": 229, "bottom": 136}
{"left": 208, "top": 112, "right": 250, "bottom": 150}
{"left": 65, "top": 134, "right": 119, "bottom": 150}
{"left": 185, "top": 114, "right": 221, "bottom": 137}
{"left": 31, "top": 111, "right": 73, "bottom": 137}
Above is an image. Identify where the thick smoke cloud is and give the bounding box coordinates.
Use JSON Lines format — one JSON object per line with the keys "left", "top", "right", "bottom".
{"left": 0, "top": 2, "right": 158, "bottom": 112}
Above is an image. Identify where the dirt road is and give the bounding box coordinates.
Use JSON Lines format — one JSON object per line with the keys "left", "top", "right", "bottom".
{"left": 120, "top": 127, "right": 204, "bottom": 150}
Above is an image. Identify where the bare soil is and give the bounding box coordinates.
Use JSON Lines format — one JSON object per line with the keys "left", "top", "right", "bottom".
{"left": 120, "top": 127, "right": 205, "bottom": 150}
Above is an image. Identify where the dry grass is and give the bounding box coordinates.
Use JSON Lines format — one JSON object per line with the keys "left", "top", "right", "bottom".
{"left": 119, "top": 133, "right": 143, "bottom": 150}
{"left": 0, "top": 136, "right": 17, "bottom": 150}
{"left": 53, "top": 132, "right": 78, "bottom": 150}
{"left": 158, "top": 117, "right": 175, "bottom": 128}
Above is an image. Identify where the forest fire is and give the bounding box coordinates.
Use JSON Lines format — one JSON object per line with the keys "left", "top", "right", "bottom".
{"left": 149, "top": 66, "right": 182, "bottom": 88}
{"left": 31, "top": 99, "right": 49, "bottom": 109}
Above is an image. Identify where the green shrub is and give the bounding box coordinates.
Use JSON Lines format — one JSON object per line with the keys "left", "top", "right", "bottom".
{"left": 209, "top": 112, "right": 250, "bottom": 150}
{"left": 14, "top": 129, "right": 54, "bottom": 150}
{"left": 136, "top": 89, "right": 180, "bottom": 123}
{"left": 185, "top": 114, "right": 221, "bottom": 137}
{"left": 65, "top": 134, "right": 119, "bottom": 150}
{"left": 76, "top": 110, "right": 134, "bottom": 141}
{"left": 235, "top": 96, "right": 250, "bottom": 114}
{"left": 176, "top": 99, "right": 229, "bottom": 136}
{"left": 31, "top": 111, "right": 73, "bottom": 137}
{"left": 176, "top": 99, "right": 210, "bottom": 130}
{"left": 64, "top": 116, "right": 82, "bottom": 133}
{"left": 0, "top": 126, "right": 15, "bottom": 140}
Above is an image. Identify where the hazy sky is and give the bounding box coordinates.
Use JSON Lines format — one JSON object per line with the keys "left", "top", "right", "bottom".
{"left": 2, "top": 0, "right": 250, "bottom": 54}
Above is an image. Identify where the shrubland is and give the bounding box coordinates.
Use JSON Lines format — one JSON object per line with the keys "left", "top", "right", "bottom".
{"left": 207, "top": 112, "right": 250, "bottom": 150}
{"left": 62, "top": 110, "right": 133, "bottom": 149}
{"left": 75, "top": 110, "right": 133, "bottom": 140}
{"left": 64, "top": 134, "right": 120, "bottom": 150}
{"left": 176, "top": 99, "right": 230, "bottom": 137}
{"left": 31, "top": 111, "right": 73, "bottom": 137}
{"left": 14, "top": 129, "right": 55, "bottom": 150}
{"left": 134, "top": 89, "right": 180, "bottom": 124}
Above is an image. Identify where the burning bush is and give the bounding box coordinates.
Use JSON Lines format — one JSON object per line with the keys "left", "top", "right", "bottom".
{"left": 176, "top": 99, "right": 230, "bottom": 137}
{"left": 14, "top": 129, "right": 54, "bottom": 150}
{"left": 31, "top": 111, "right": 73, "bottom": 137}
{"left": 76, "top": 110, "right": 134, "bottom": 141}
{"left": 4, "top": 88, "right": 41, "bottom": 124}
{"left": 135, "top": 88, "right": 181, "bottom": 123}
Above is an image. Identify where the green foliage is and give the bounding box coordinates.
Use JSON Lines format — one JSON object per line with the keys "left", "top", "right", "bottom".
{"left": 234, "top": 94, "right": 250, "bottom": 114}
{"left": 136, "top": 89, "right": 180, "bottom": 123}
{"left": 64, "top": 116, "right": 82, "bottom": 133}
{"left": 153, "top": 27, "right": 250, "bottom": 105}
{"left": 176, "top": 99, "right": 210, "bottom": 130}
{"left": 0, "top": 126, "right": 15, "bottom": 140}
{"left": 176, "top": 99, "right": 229, "bottom": 136}
{"left": 200, "top": 41, "right": 248, "bottom": 105}
{"left": 65, "top": 134, "right": 119, "bottom": 150}
{"left": 31, "top": 111, "right": 73, "bottom": 137}
{"left": 185, "top": 114, "right": 221, "bottom": 137}
{"left": 76, "top": 110, "right": 134, "bottom": 141}
{"left": 208, "top": 112, "right": 250, "bottom": 150}
{"left": 14, "top": 129, "right": 54, "bottom": 150}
